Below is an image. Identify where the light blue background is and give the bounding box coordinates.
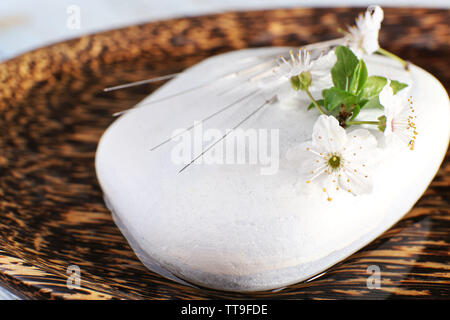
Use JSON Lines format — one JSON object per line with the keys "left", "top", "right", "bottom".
{"left": 0, "top": 0, "right": 448, "bottom": 61}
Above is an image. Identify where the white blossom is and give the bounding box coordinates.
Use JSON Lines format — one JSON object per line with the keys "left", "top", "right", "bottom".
{"left": 258, "top": 49, "right": 336, "bottom": 101}
{"left": 280, "top": 49, "right": 336, "bottom": 92}
{"left": 345, "top": 5, "right": 384, "bottom": 57}
{"left": 379, "top": 83, "right": 417, "bottom": 150}
{"left": 286, "top": 115, "right": 378, "bottom": 200}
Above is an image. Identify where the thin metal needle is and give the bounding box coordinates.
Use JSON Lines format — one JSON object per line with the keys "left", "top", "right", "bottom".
{"left": 104, "top": 73, "right": 179, "bottom": 92}
{"left": 178, "top": 95, "right": 277, "bottom": 173}
{"left": 150, "top": 89, "right": 261, "bottom": 151}
{"left": 103, "top": 53, "right": 280, "bottom": 93}
{"left": 111, "top": 61, "right": 272, "bottom": 117}
{"left": 112, "top": 81, "right": 214, "bottom": 116}
{"left": 104, "top": 38, "right": 344, "bottom": 93}
{"left": 110, "top": 37, "right": 345, "bottom": 116}
{"left": 217, "top": 64, "right": 277, "bottom": 97}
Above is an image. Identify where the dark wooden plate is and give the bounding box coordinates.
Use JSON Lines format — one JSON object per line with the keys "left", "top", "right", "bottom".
{"left": 0, "top": 7, "right": 448, "bottom": 300}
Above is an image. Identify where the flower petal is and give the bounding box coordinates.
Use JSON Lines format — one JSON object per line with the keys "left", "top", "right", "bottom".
{"left": 312, "top": 115, "right": 347, "bottom": 153}
{"left": 286, "top": 143, "right": 324, "bottom": 177}
{"left": 343, "top": 128, "right": 378, "bottom": 164}
{"left": 367, "top": 5, "right": 384, "bottom": 26}
{"left": 339, "top": 167, "right": 373, "bottom": 195}
{"left": 311, "top": 50, "right": 337, "bottom": 71}
{"left": 347, "top": 5, "right": 384, "bottom": 55}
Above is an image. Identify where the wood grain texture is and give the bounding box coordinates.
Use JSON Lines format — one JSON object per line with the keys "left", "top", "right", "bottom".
{"left": 0, "top": 7, "right": 448, "bottom": 300}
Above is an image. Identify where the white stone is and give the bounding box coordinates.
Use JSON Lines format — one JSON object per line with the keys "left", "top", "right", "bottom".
{"left": 95, "top": 48, "right": 449, "bottom": 292}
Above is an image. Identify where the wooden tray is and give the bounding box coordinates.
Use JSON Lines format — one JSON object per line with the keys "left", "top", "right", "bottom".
{"left": 0, "top": 7, "right": 448, "bottom": 300}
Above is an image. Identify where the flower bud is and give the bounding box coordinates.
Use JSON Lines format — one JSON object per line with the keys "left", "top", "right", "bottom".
{"left": 377, "top": 115, "right": 386, "bottom": 132}
{"left": 290, "top": 76, "right": 301, "bottom": 91}
{"left": 298, "top": 71, "right": 312, "bottom": 91}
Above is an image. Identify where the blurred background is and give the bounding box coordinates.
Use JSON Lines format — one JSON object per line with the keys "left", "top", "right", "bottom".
{"left": 0, "top": 0, "right": 448, "bottom": 61}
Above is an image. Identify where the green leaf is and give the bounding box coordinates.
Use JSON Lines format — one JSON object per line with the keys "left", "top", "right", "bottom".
{"left": 361, "top": 96, "right": 384, "bottom": 110}
{"left": 349, "top": 59, "right": 368, "bottom": 95}
{"left": 322, "top": 87, "right": 358, "bottom": 111}
{"left": 331, "top": 46, "right": 359, "bottom": 91}
{"left": 307, "top": 99, "right": 324, "bottom": 110}
{"left": 358, "top": 76, "right": 387, "bottom": 101}
{"left": 350, "top": 104, "right": 361, "bottom": 120}
{"left": 390, "top": 80, "right": 408, "bottom": 94}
